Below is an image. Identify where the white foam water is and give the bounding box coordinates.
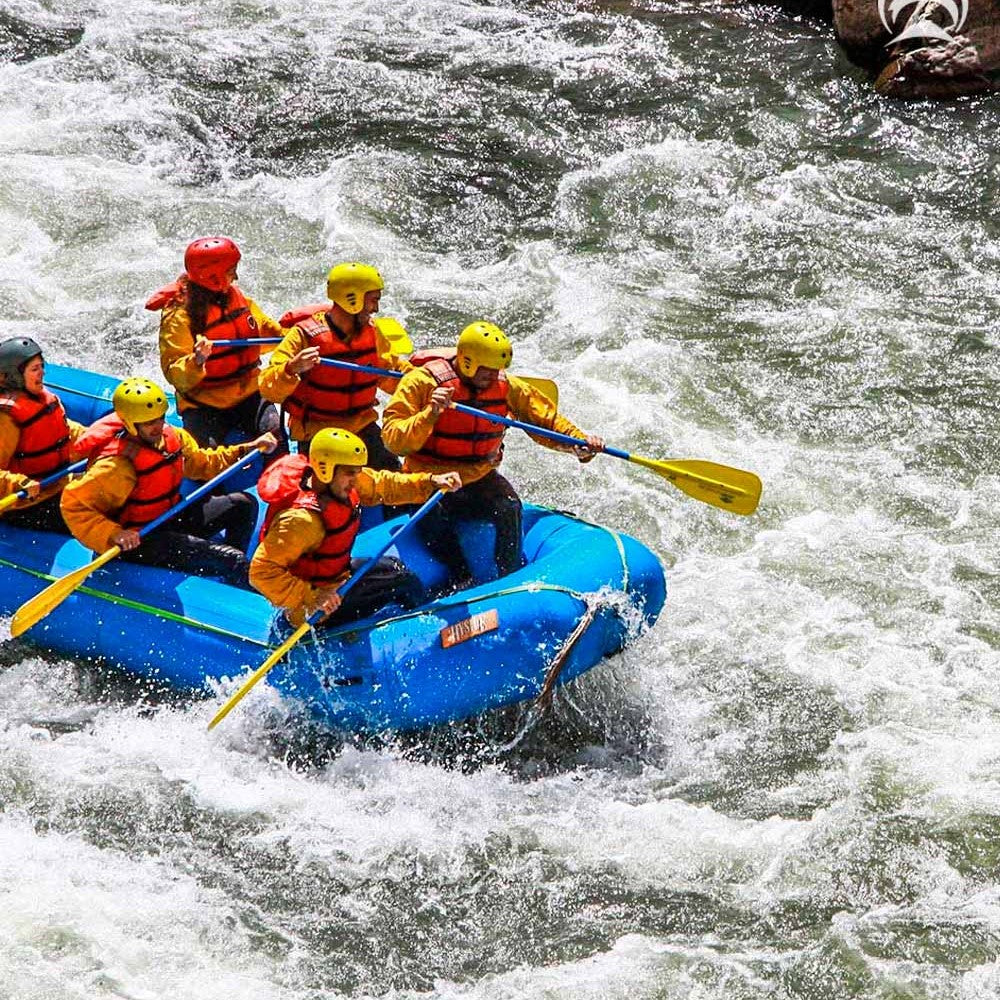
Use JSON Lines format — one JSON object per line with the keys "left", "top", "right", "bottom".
{"left": 4, "top": 1, "right": 1000, "bottom": 997}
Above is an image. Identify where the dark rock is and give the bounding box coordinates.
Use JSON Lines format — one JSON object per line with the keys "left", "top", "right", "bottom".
{"left": 833, "top": 0, "right": 1000, "bottom": 97}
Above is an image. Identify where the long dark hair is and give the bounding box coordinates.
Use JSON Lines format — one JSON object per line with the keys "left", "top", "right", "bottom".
{"left": 185, "top": 280, "right": 226, "bottom": 338}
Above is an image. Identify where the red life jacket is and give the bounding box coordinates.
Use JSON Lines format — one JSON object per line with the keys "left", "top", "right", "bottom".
{"left": 282, "top": 313, "right": 381, "bottom": 424}
{"left": 197, "top": 286, "right": 261, "bottom": 392}
{"left": 413, "top": 356, "right": 509, "bottom": 464}
{"left": 279, "top": 303, "right": 328, "bottom": 328}
{"left": 77, "top": 413, "right": 184, "bottom": 529}
{"left": 147, "top": 277, "right": 261, "bottom": 399}
{"left": 0, "top": 388, "right": 73, "bottom": 478}
{"left": 258, "top": 453, "right": 360, "bottom": 585}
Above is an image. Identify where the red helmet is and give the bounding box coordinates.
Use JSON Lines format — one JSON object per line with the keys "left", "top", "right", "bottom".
{"left": 183, "top": 237, "right": 241, "bottom": 292}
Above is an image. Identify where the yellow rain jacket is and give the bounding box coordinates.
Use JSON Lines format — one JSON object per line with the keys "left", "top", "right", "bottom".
{"left": 381, "top": 370, "right": 586, "bottom": 486}
{"left": 250, "top": 469, "right": 436, "bottom": 625}
{"left": 257, "top": 314, "right": 410, "bottom": 441}
{"left": 159, "top": 296, "right": 284, "bottom": 412}
{"left": 61, "top": 430, "right": 255, "bottom": 554}
{"left": 0, "top": 412, "right": 85, "bottom": 510}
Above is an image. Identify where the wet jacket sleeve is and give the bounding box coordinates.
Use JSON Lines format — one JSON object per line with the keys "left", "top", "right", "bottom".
{"left": 355, "top": 468, "right": 437, "bottom": 507}
{"left": 380, "top": 368, "right": 441, "bottom": 456}
{"left": 258, "top": 326, "right": 309, "bottom": 404}
{"left": 249, "top": 508, "right": 327, "bottom": 622}
{"left": 177, "top": 428, "right": 256, "bottom": 481}
{"left": 60, "top": 456, "right": 138, "bottom": 553}
{"left": 0, "top": 412, "right": 32, "bottom": 498}
{"left": 506, "top": 375, "right": 587, "bottom": 452}
{"left": 158, "top": 304, "right": 203, "bottom": 394}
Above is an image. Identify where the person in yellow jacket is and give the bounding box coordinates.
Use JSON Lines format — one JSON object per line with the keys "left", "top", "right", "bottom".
{"left": 62, "top": 378, "right": 277, "bottom": 587}
{"left": 381, "top": 322, "right": 603, "bottom": 590}
{"left": 0, "top": 336, "right": 86, "bottom": 534}
{"left": 250, "top": 428, "right": 460, "bottom": 627}
{"left": 258, "top": 262, "right": 408, "bottom": 470}
{"left": 150, "top": 236, "right": 286, "bottom": 452}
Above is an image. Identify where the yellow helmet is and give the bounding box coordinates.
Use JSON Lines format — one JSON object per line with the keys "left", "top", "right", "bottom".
{"left": 113, "top": 378, "right": 168, "bottom": 436}
{"left": 326, "top": 262, "right": 385, "bottom": 315}
{"left": 455, "top": 321, "right": 513, "bottom": 378}
{"left": 309, "top": 428, "right": 368, "bottom": 483}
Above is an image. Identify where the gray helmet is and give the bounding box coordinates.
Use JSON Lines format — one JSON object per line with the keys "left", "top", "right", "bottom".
{"left": 0, "top": 337, "right": 43, "bottom": 390}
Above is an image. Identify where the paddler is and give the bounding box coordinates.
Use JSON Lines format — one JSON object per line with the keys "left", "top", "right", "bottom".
{"left": 0, "top": 336, "right": 85, "bottom": 533}
{"left": 381, "top": 322, "right": 603, "bottom": 591}
{"left": 150, "top": 236, "right": 286, "bottom": 453}
{"left": 250, "top": 428, "right": 460, "bottom": 627}
{"left": 258, "top": 262, "right": 408, "bottom": 470}
{"left": 62, "top": 377, "right": 277, "bottom": 586}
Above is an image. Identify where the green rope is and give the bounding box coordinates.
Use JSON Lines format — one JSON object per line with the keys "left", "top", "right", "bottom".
{"left": 1, "top": 511, "right": 633, "bottom": 654}
{"left": 0, "top": 556, "right": 271, "bottom": 648}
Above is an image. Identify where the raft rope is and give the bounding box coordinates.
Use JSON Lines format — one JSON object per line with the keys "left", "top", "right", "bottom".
{"left": 0, "top": 556, "right": 272, "bottom": 647}
{"left": 493, "top": 523, "right": 632, "bottom": 752}
{"left": 314, "top": 512, "right": 632, "bottom": 643}
{"left": 534, "top": 600, "right": 599, "bottom": 712}
{"left": 309, "top": 580, "right": 592, "bottom": 644}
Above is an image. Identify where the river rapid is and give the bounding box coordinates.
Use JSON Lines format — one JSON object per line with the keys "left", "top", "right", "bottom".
{"left": 3, "top": 1, "right": 1000, "bottom": 998}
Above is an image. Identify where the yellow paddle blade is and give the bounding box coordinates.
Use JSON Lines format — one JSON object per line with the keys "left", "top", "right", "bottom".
{"left": 373, "top": 317, "right": 413, "bottom": 354}
{"left": 0, "top": 492, "right": 22, "bottom": 515}
{"left": 10, "top": 545, "right": 122, "bottom": 638}
{"left": 630, "top": 456, "right": 762, "bottom": 516}
{"left": 519, "top": 376, "right": 558, "bottom": 406}
{"left": 207, "top": 621, "right": 311, "bottom": 730}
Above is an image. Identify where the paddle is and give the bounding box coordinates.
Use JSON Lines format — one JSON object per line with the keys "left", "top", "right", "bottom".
{"left": 0, "top": 458, "right": 88, "bottom": 515}
{"left": 307, "top": 358, "right": 761, "bottom": 515}
{"left": 373, "top": 317, "right": 414, "bottom": 353}
{"left": 213, "top": 315, "right": 414, "bottom": 355}
{"left": 211, "top": 336, "right": 558, "bottom": 405}
{"left": 207, "top": 487, "right": 448, "bottom": 731}
{"left": 9, "top": 451, "right": 264, "bottom": 638}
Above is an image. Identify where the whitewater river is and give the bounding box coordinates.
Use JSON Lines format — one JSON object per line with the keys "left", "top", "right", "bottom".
{"left": 4, "top": 1, "right": 1000, "bottom": 997}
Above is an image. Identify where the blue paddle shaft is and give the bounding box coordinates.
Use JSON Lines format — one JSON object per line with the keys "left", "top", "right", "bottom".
{"left": 15, "top": 458, "right": 88, "bottom": 500}
{"left": 212, "top": 353, "right": 607, "bottom": 456}
{"left": 311, "top": 358, "right": 605, "bottom": 455}
{"left": 306, "top": 488, "right": 447, "bottom": 626}
{"left": 137, "top": 450, "right": 262, "bottom": 539}
{"left": 212, "top": 338, "right": 283, "bottom": 346}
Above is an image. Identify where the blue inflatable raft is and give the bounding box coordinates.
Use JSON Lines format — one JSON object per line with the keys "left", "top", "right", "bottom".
{"left": 0, "top": 364, "right": 667, "bottom": 733}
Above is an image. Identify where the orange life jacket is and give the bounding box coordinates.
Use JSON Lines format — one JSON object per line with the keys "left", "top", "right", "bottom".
{"left": 282, "top": 313, "right": 380, "bottom": 424}
{"left": 258, "top": 453, "right": 360, "bottom": 585}
{"left": 77, "top": 413, "right": 184, "bottom": 529}
{"left": 413, "top": 356, "right": 509, "bottom": 464}
{"left": 0, "top": 388, "right": 73, "bottom": 478}
{"left": 147, "top": 277, "right": 262, "bottom": 401}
